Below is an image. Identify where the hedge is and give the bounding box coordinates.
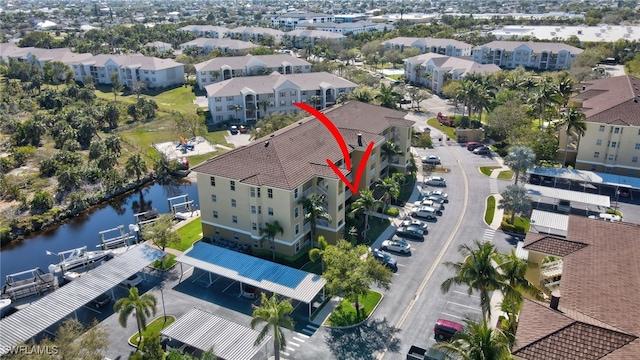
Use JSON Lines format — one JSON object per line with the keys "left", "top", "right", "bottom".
{"left": 501, "top": 221, "right": 526, "bottom": 234}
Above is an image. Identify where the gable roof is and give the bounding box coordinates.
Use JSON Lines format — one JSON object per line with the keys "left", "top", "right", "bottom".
{"left": 286, "top": 30, "right": 345, "bottom": 40}
{"left": 71, "top": 54, "right": 183, "bottom": 71}
{"left": 405, "top": 53, "right": 502, "bottom": 76}
{"left": 180, "top": 38, "right": 258, "bottom": 50}
{"left": 192, "top": 101, "right": 413, "bottom": 190}
{"left": 479, "top": 40, "right": 583, "bottom": 54}
{"left": 227, "top": 26, "right": 284, "bottom": 37}
{"left": 383, "top": 37, "right": 472, "bottom": 49}
{"left": 194, "top": 54, "right": 310, "bottom": 72}
{"left": 572, "top": 76, "right": 640, "bottom": 126}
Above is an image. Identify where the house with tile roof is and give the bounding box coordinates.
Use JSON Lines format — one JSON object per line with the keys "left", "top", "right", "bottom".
{"left": 226, "top": 26, "right": 285, "bottom": 43}
{"left": 194, "top": 54, "right": 312, "bottom": 90}
{"left": 559, "top": 75, "right": 640, "bottom": 177}
{"left": 205, "top": 72, "right": 356, "bottom": 123}
{"left": 382, "top": 37, "right": 473, "bottom": 57}
{"left": 404, "top": 53, "right": 501, "bottom": 94}
{"left": 284, "top": 30, "right": 345, "bottom": 47}
{"left": 193, "top": 101, "right": 415, "bottom": 256}
{"left": 471, "top": 40, "right": 583, "bottom": 70}
{"left": 178, "top": 25, "right": 230, "bottom": 38}
{"left": 179, "top": 38, "right": 258, "bottom": 55}
{"left": 515, "top": 216, "right": 640, "bottom": 359}
{"left": 69, "top": 54, "right": 185, "bottom": 88}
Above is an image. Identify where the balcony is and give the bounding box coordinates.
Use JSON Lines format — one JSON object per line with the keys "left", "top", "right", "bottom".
{"left": 380, "top": 158, "right": 389, "bottom": 171}
{"left": 303, "top": 221, "right": 311, "bottom": 233}
{"left": 317, "top": 219, "right": 330, "bottom": 228}
{"left": 303, "top": 187, "right": 314, "bottom": 198}
{"left": 540, "top": 259, "right": 563, "bottom": 280}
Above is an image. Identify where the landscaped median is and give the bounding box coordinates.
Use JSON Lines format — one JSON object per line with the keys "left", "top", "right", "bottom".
{"left": 485, "top": 195, "right": 496, "bottom": 225}
{"left": 127, "top": 315, "right": 176, "bottom": 347}
{"left": 325, "top": 290, "right": 383, "bottom": 327}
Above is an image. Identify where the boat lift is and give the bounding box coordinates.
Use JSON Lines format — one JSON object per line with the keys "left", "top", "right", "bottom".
{"left": 134, "top": 209, "right": 160, "bottom": 227}
{"left": 1, "top": 268, "right": 59, "bottom": 301}
{"left": 168, "top": 194, "right": 196, "bottom": 220}
{"left": 98, "top": 225, "right": 138, "bottom": 250}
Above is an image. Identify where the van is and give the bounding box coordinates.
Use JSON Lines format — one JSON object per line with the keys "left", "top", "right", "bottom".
{"left": 411, "top": 206, "right": 438, "bottom": 220}
{"left": 467, "top": 142, "right": 480, "bottom": 151}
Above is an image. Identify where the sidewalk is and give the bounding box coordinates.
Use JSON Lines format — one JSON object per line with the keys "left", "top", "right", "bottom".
{"left": 310, "top": 296, "right": 343, "bottom": 326}
{"left": 142, "top": 211, "right": 202, "bottom": 257}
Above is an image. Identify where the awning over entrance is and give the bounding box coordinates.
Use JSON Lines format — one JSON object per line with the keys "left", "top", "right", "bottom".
{"left": 525, "top": 184, "right": 611, "bottom": 208}
{"left": 176, "top": 242, "right": 326, "bottom": 304}
{"left": 530, "top": 210, "right": 569, "bottom": 237}
{"left": 0, "top": 245, "right": 165, "bottom": 354}
{"left": 161, "top": 307, "right": 270, "bottom": 360}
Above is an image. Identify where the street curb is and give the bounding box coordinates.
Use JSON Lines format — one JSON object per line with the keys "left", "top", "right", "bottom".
{"left": 126, "top": 315, "right": 176, "bottom": 348}
{"left": 321, "top": 291, "right": 384, "bottom": 329}
{"left": 483, "top": 195, "right": 494, "bottom": 228}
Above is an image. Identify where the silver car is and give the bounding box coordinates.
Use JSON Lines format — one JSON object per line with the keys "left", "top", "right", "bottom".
{"left": 381, "top": 238, "right": 411, "bottom": 254}
{"left": 425, "top": 176, "right": 446, "bottom": 187}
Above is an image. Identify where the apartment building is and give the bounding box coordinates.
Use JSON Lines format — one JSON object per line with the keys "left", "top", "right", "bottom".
{"left": 193, "top": 101, "right": 415, "bottom": 256}
{"left": 404, "top": 53, "right": 501, "bottom": 94}
{"left": 177, "top": 25, "right": 230, "bottom": 38}
{"left": 560, "top": 75, "right": 640, "bottom": 177}
{"left": 382, "top": 37, "right": 473, "bottom": 57}
{"left": 271, "top": 12, "right": 334, "bottom": 28}
{"left": 0, "top": 43, "right": 93, "bottom": 68}
{"left": 179, "top": 38, "right": 258, "bottom": 55}
{"left": 205, "top": 72, "right": 356, "bottom": 123}
{"left": 471, "top": 41, "right": 582, "bottom": 70}
{"left": 284, "top": 30, "right": 345, "bottom": 47}
{"left": 226, "top": 26, "right": 285, "bottom": 43}
{"left": 70, "top": 54, "right": 184, "bottom": 88}
{"left": 194, "top": 54, "right": 312, "bottom": 90}
{"left": 294, "top": 21, "right": 382, "bottom": 35}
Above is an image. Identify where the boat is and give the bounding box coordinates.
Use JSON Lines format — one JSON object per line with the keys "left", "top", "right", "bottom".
{"left": 1, "top": 268, "right": 59, "bottom": 301}
{"left": 0, "top": 298, "right": 12, "bottom": 317}
{"left": 47, "top": 246, "right": 114, "bottom": 274}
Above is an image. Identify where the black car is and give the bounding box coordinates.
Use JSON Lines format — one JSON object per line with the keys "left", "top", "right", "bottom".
{"left": 370, "top": 248, "right": 398, "bottom": 271}
{"left": 473, "top": 146, "right": 491, "bottom": 155}
{"left": 91, "top": 293, "right": 111, "bottom": 308}
{"left": 395, "top": 226, "right": 425, "bottom": 241}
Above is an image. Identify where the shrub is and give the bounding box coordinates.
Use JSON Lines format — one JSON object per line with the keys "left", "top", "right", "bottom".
{"left": 501, "top": 221, "right": 526, "bottom": 234}
{"left": 39, "top": 158, "right": 58, "bottom": 177}
{"left": 11, "top": 146, "right": 36, "bottom": 167}
{"left": 454, "top": 116, "right": 471, "bottom": 128}
{"left": 384, "top": 207, "right": 400, "bottom": 217}
{"left": 30, "top": 190, "right": 54, "bottom": 214}
{"left": 606, "top": 209, "right": 623, "bottom": 217}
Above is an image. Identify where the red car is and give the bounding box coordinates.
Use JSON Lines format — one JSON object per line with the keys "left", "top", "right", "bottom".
{"left": 434, "top": 318, "right": 464, "bottom": 341}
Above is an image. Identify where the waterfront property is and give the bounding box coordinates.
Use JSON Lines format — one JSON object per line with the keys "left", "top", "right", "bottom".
{"left": 382, "top": 37, "right": 473, "bottom": 57}
{"left": 204, "top": 72, "right": 357, "bottom": 123}
{"left": 193, "top": 101, "right": 414, "bottom": 256}
{"left": 471, "top": 41, "right": 583, "bottom": 70}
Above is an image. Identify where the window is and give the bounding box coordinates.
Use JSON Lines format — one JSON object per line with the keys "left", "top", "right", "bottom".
{"left": 596, "top": 139, "right": 602, "bottom": 146}
{"left": 611, "top": 142, "right": 617, "bottom": 148}
{"left": 294, "top": 188, "right": 298, "bottom": 199}
{"left": 231, "top": 199, "right": 236, "bottom": 207}
{"left": 211, "top": 195, "right": 217, "bottom": 202}
{"left": 216, "top": 115, "right": 223, "bottom": 121}
{"left": 636, "top": 144, "right": 640, "bottom": 150}
{"left": 633, "top": 156, "right": 639, "bottom": 163}
{"left": 213, "top": 211, "right": 218, "bottom": 218}
{"left": 252, "top": 222, "right": 257, "bottom": 230}
{"left": 268, "top": 189, "right": 273, "bottom": 198}
{"left": 594, "top": 152, "right": 600, "bottom": 158}
{"left": 258, "top": 206, "right": 262, "bottom": 214}
{"left": 599, "top": 125, "right": 605, "bottom": 132}
{"left": 608, "top": 154, "right": 615, "bottom": 161}
{"left": 279, "top": 91, "right": 286, "bottom": 97}
{"left": 295, "top": 241, "right": 300, "bottom": 253}
{"left": 230, "top": 181, "right": 235, "bottom": 191}
{"left": 210, "top": 176, "right": 216, "bottom": 186}
{"left": 251, "top": 205, "right": 256, "bottom": 214}
{"left": 215, "top": 229, "right": 220, "bottom": 235}
{"left": 215, "top": 97, "right": 222, "bottom": 102}
{"left": 290, "top": 91, "right": 296, "bottom": 96}
{"left": 339, "top": 203, "right": 344, "bottom": 211}
{"left": 215, "top": 106, "right": 222, "bottom": 112}
{"left": 226, "top": 96, "right": 234, "bottom": 101}
{"left": 250, "top": 187, "right": 256, "bottom": 197}
{"left": 295, "top": 224, "right": 299, "bottom": 235}
{"left": 268, "top": 207, "right": 274, "bottom": 216}
{"left": 257, "top": 188, "right": 261, "bottom": 197}
{"left": 254, "top": 238, "right": 260, "bottom": 248}
{"left": 258, "top": 223, "right": 263, "bottom": 231}
{"left": 232, "top": 216, "right": 238, "bottom": 223}
{"left": 294, "top": 207, "right": 299, "bottom": 218}
{"left": 614, "top": 127, "right": 620, "bottom": 134}
{"left": 605, "top": 167, "right": 612, "bottom": 173}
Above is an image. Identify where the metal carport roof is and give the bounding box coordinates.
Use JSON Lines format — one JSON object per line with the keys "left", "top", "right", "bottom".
{"left": 176, "top": 242, "right": 326, "bottom": 303}
{"left": 530, "top": 210, "right": 569, "bottom": 237}
{"left": 161, "top": 307, "right": 270, "bottom": 360}
{"left": 527, "top": 167, "right": 640, "bottom": 189}
{"left": 0, "top": 245, "right": 165, "bottom": 354}
{"left": 524, "top": 184, "right": 611, "bottom": 208}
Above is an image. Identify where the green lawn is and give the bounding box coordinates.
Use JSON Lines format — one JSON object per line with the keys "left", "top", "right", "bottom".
{"left": 426, "top": 118, "right": 457, "bottom": 140}
{"left": 95, "top": 85, "right": 198, "bottom": 114}
{"left": 366, "top": 218, "right": 391, "bottom": 244}
{"left": 479, "top": 166, "right": 501, "bottom": 177}
{"left": 327, "top": 290, "right": 382, "bottom": 326}
{"left": 485, "top": 196, "right": 496, "bottom": 225}
{"left": 498, "top": 170, "right": 514, "bottom": 180}
{"left": 172, "top": 217, "right": 203, "bottom": 251}
{"left": 128, "top": 315, "right": 176, "bottom": 345}
{"left": 513, "top": 217, "right": 531, "bottom": 232}
{"left": 150, "top": 253, "right": 177, "bottom": 270}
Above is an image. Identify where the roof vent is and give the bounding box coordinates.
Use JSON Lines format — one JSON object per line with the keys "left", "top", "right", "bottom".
{"left": 264, "top": 141, "right": 269, "bottom": 147}
{"left": 550, "top": 290, "right": 561, "bottom": 311}
{"left": 582, "top": 86, "right": 586, "bottom": 90}
{"left": 270, "top": 134, "right": 275, "bottom": 137}
{"left": 299, "top": 121, "right": 303, "bottom": 125}
{"left": 634, "top": 98, "right": 638, "bottom": 103}
{"left": 357, "top": 133, "right": 363, "bottom": 146}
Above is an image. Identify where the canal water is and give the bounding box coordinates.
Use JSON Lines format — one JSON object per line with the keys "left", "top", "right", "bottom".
{"left": 0, "top": 180, "right": 199, "bottom": 278}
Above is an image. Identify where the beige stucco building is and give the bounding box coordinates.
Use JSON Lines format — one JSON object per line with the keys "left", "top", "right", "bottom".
{"left": 193, "top": 101, "right": 415, "bottom": 257}
{"left": 560, "top": 75, "right": 640, "bottom": 177}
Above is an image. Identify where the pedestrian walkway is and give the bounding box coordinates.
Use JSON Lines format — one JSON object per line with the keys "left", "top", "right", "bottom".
{"left": 310, "top": 296, "right": 342, "bottom": 326}
{"left": 481, "top": 228, "right": 496, "bottom": 243}
{"left": 488, "top": 194, "right": 504, "bottom": 230}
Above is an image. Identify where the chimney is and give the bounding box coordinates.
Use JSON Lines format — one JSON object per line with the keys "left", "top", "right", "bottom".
{"left": 357, "top": 133, "right": 363, "bottom": 146}
{"left": 550, "top": 290, "right": 561, "bottom": 310}
{"left": 582, "top": 86, "right": 586, "bottom": 90}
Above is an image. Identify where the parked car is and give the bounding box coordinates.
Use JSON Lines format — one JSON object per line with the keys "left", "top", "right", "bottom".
{"left": 381, "top": 238, "right": 411, "bottom": 254}
{"left": 413, "top": 199, "right": 444, "bottom": 212}
{"left": 242, "top": 284, "right": 258, "bottom": 299}
{"left": 466, "top": 142, "right": 481, "bottom": 151}
{"left": 399, "top": 98, "right": 411, "bottom": 104}
{"left": 90, "top": 293, "right": 111, "bottom": 308}
{"left": 425, "top": 176, "right": 447, "bottom": 187}
{"left": 422, "top": 190, "right": 448, "bottom": 202}
{"left": 230, "top": 125, "right": 239, "bottom": 134}
{"left": 434, "top": 318, "right": 464, "bottom": 341}
{"left": 395, "top": 226, "right": 425, "bottom": 241}
{"left": 239, "top": 125, "right": 247, "bottom": 134}
{"left": 473, "top": 146, "right": 491, "bottom": 155}
{"left": 411, "top": 206, "right": 438, "bottom": 220}
{"left": 401, "top": 219, "right": 428, "bottom": 232}
{"left": 370, "top": 248, "right": 398, "bottom": 271}
{"left": 598, "top": 213, "right": 622, "bottom": 222}
{"left": 121, "top": 274, "right": 143, "bottom": 288}
{"left": 422, "top": 155, "right": 441, "bottom": 165}
{"left": 425, "top": 195, "right": 446, "bottom": 204}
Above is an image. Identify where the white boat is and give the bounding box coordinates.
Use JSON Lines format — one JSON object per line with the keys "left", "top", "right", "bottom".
{"left": 47, "top": 246, "right": 114, "bottom": 274}
{"left": 0, "top": 298, "right": 12, "bottom": 317}
{"left": 1, "top": 268, "right": 59, "bottom": 300}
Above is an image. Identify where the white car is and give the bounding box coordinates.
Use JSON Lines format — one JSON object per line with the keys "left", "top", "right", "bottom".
{"left": 401, "top": 219, "right": 429, "bottom": 232}
{"left": 423, "top": 190, "right": 448, "bottom": 202}
{"left": 381, "top": 238, "right": 411, "bottom": 254}
{"left": 121, "top": 274, "right": 143, "bottom": 288}
{"left": 425, "top": 176, "right": 446, "bottom": 187}
{"left": 599, "top": 213, "right": 621, "bottom": 222}
{"left": 422, "top": 155, "right": 441, "bottom": 165}
{"left": 413, "top": 199, "right": 444, "bottom": 211}
{"left": 411, "top": 206, "right": 438, "bottom": 220}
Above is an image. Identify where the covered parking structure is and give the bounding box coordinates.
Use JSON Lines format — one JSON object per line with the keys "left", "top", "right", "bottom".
{"left": 0, "top": 245, "right": 165, "bottom": 354}
{"left": 530, "top": 210, "right": 569, "bottom": 237}
{"left": 527, "top": 167, "right": 640, "bottom": 195}
{"left": 161, "top": 307, "right": 270, "bottom": 360}
{"left": 176, "top": 242, "right": 326, "bottom": 318}
{"left": 524, "top": 184, "right": 611, "bottom": 212}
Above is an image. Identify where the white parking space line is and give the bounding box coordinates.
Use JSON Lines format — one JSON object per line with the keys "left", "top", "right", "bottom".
{"left": 282, "top": 351, "right": 290, "bottom": 356}
{"left": 297, "top": 333, "right": 309, "bottom": 339}
{"left": 293, "top": 336, "right": 306, "bottom": 342}
{"left": 441, "top": 312, "right": 466, "bottom": 320}
{"left": 447, "top": 301, "right": 482, "bottom": 311}
{"left": 453, "top": 291, "right": 480, "bottom": 299}
{"left": 302, "top": 328, "right": 314, "bottom": 335}
{"left": 286, "top": 347, "right": 296, "bottom": 352}
{"left": 396, "top": 263, "right": 406, "bottom": 267}
{"left": 289, "top": 342, "right": 300, "bottom": 347}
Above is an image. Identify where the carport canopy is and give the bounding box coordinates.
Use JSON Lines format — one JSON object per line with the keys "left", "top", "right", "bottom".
{"left": 161, "top": 307, "right": 270, "bottom": 360}
{"left": 176, "top": 242, "right": 326, "bottom": 304}
{"left": 0, "top": 245, "right": 165, "bottom": 354}
{"left": 527, "top": 167, "right": 640, "bottom": 190}
{"left": 525, "top": 184, "right": 611, "bottom": 208}
{"left": 530, "top": 210, "right": 569, "bottom": 237}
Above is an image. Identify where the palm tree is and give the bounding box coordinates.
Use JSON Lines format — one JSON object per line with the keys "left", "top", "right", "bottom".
{"left": 375, "top": 177, "right": 400, "bottom": 212}
{"left": 350, "top": 189, "right": 383, "bottom": 244}
{"left": 503, "top": 146, "right": 536, "bottom": 185}
{"left": 309, "top": 95, "right": 321, "bottom": 109}
{"left": 125, "top": 153, "right": 148, "bottom": 182}
{"left": 110, "top": 72, "right": 123, "bottom": 102}
{"left": 375, "top": 83, "right": 400, "bottom": 109}
{"left": 441, "top": 240, "right": 502, "bottom": 321}
{"left": 473, "top": 83, "right": 495, "bottom": 121}
{"left": 498, "top": 185, "right": 531, "bottom": 225}
{"left": 308, "top": 235, "right": 329, "bottom": 273}
{"left": 250, "top": 293, "right": 295, "bottom": 360}
{"left": 300, "top": 194, "right": 332, "bottom": 248}
{"left": 529, "top": 77, "right": 555, "bottom": 129}
{"left": 231, "top": 103, "right": 243, "bottom": 120}
{"left": 259, "top": 99, "right": 271, "bottom": 116}
{"left": 260, "top": 221, "right": 284, "bottom": 260}
{"left": 558, "top": 106, "right": 586, "bottom": 167}
{"left": 552, "top": 73, "right": 575, "bottom": 108}
{"left": 381, "top": 140, "right": 402, "bottom": 176}
{"left": 433, "top": 319, "right": 511, "bottom": 360}
{"left": 113, "top": 287, "right": 157, "bottom": 349}
{"left": 457, "top": 80, "right": 480, "bottom": 117}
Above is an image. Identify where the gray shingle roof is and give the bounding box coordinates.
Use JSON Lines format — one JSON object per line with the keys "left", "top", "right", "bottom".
{"left": 286, "top": 29, "right": 345, "bottom": 39}
{"left": 180, "top": 38, "right": 258, "bottom": 50}
{"left": 480, "top": 40, "right": 584, "bottom": 54}
{"left": 384, "top": 37, "right": 472, "bottom": 49}
{"left": 573, "top": 75, "right": 640, "bottom": 126}
{"left": 71, "top": 53, "right": 183, "bottom": 71}
{"left": 195, "top": 54, "right": 310, "bottom": 72}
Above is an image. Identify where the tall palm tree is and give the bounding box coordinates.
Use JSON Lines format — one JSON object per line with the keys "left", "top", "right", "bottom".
{"left": 558, "top": 106, "right": 586, "bottom": 167}
{"left": 125, "top": 153, "right": 148, "bottom": 182}
{"left": 457, "top": 80, "right": 480, "bottom": 117}
{"left": 308, "top": 235, "right": 329, "bottom": 273}
{"left": 300, "top": 193, "right": 332, "bottom": 248}
{"left": 433, "top": 319, "right": 511, "bottom": 360}
{"left": 375, "top": 83, "right": 400, "bottom": 109}
{"left": 474, "top": 83, "right": 496, "bottom": 121}
{"left": 529, "top": 77, "right": 555, "bottom": 129}
{"left": 498, "top": 185, "right": 531, "bottom": 225}
{"left": 381, "top": 140, "right": 402, "bottom": 176}
{"left": 441, "top": 240, "right": 502, "bottom": 321}
{"left": 260, "top": 221, "right": 284, "bottom": 260}
{"left": 250, "top": 293, "right": 295, "bottom": 360}
{"left": 375, "top": 177, "right": 400, "bottom": 212}
{"left": 503, "top": 146, "right": 536, "bottom": 185}
{"left": 259, "top": 99, "right": 271, "bottom": 116}
{"left": 230, "top": 104, "right": 243, "bottom": 120}
{"left": 552, "top": 72, "right": 575, "bottom": 108}
{"left": 113, "top": 287, "right": 157, "bottom": 349}
{"left": 350, "top": 189, "right": 383, "bottom": 244}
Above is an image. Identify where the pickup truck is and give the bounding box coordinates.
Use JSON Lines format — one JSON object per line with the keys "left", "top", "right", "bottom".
{"left": 407, "top": 345, "right": 446, "bottom": 360}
